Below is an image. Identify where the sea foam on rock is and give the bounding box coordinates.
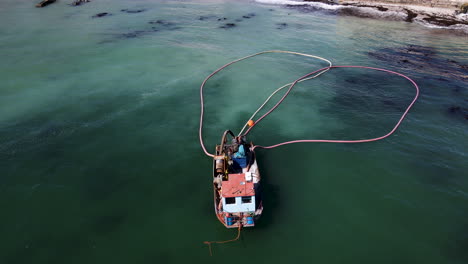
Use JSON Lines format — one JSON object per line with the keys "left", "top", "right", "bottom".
{"left": 255, "top": 0, "right": 468, "bottom": 33}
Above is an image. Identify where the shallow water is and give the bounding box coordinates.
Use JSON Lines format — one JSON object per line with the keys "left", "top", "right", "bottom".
{"left": 0, "top": 0, "right": 467, "bottom": 263}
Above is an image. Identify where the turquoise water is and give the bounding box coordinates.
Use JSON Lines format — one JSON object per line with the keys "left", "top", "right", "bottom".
{"left": 1, "top": 0, "right": 467, "bottom": 263}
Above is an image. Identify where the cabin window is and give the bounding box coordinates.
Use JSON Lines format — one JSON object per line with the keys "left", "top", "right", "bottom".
{"left": 241, "top": 196, "right": 252, "bottom": 204}
{"left": 225, "top": 197, "right": 236, "bottom": 204}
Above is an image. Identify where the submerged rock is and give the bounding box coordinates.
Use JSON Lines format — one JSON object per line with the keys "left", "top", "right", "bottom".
{"left": 220, "top": 23, "right": 236, "bottom": 29}
{"left": 119, "top": 30, "right": 148, "bottom": 39}
{"left": 92, "top": 12, "right": 111, "bottom": 18}
{"left": 448, "top": 106, "right": 461, "bottom": 113}
{"left": 447, "top": 105, "right": 468, "bottom": 120}
{"left": 276, "top": 22, "right": 288, "bottom": 29}
{"left": 199, "top": 15, "right": 217, "bottom": 21}
{"left": 149, "top": 20, "right": 173, "bottom": 26}
{"left": 121, "top": 9, "right": 146, "bottom": 14}
{"left": 148, "top": 20, "right": 180, "bottom": 30}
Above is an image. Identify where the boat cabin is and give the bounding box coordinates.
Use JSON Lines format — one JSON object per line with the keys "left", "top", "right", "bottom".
{"left": 221, "top": 173, "right": 256, "bottom": 213}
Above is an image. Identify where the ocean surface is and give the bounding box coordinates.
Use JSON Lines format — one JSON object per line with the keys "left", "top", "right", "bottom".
{"left": 0, "top": 0, "right": 467, "bottom": 263}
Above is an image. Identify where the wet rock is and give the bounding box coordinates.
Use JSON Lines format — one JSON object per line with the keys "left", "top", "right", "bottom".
{"left": 376, "top": 6, "right": 388, "bottom": 12}
{"left": 460, "top": 3, "right": 468, "bottom": 14}
{"left": 404, "top": 9, "right": 418, "bottom": 22}
{"left": 342, "top": 2, "right": 388, "bottom": 12}
{"left": 71, "top": 0, "right": 90, "bottom": 6}
{"left": 220, "top": 23, "right": 236, "bottom": 29}
{"left": 92, "top": 12, "right": 111, "bottom": 18}
{"left": 304, "top": 0, "right": 336, "bottom": 4}
{"left": 422, "top": 15, "right": 468, "bottom": 27}
{"left": 36, "top": 0, "right": 56, "bottom": 8}
{"left": 121, "top": 9, "right": 146, "bottom": 14}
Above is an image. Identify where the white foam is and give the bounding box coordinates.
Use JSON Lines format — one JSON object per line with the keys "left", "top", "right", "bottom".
{"left": 255, "top": 0, "right": 342, "bottom": 10}
{"left": 456, "top": 13, "right": 468, "bottom": 21}
{"left": 415, "top": 19, "right": 468, "bottom": 33}
{"left": 255, "top": 0, "right": 467, "bottom": 33}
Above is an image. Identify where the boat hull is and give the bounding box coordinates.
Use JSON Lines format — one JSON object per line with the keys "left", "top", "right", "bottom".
{"left": 212, "top": 131, "right": 263, "bottom": 228}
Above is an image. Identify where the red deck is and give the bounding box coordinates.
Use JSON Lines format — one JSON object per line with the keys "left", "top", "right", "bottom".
{"left": 221, "top": 173, "right": 255, "bottom": 198}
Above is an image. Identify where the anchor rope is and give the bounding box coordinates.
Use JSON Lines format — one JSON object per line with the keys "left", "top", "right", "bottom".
{"left": 203, "top": 224, "right": 242, "bottom": 256}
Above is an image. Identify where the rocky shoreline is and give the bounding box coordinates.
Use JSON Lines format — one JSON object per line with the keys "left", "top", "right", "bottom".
{"left": 295, "top": 0, "right": 468, "bottom": 32}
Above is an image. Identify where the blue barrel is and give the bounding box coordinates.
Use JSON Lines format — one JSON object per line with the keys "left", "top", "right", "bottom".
{"left": 246, "top": 216, "right": 254, "bottom": 225}
{"left": 226, "top": 217, "right": 233, "bottom": 226}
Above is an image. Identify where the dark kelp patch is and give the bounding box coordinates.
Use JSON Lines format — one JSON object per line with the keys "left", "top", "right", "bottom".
{"left": 368, "top": 44, "right": 466, "bottom": 83}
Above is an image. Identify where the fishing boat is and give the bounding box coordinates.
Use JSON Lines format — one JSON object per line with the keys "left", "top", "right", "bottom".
{"left": 212, "top": 130, "right": 263, "bottom": 228}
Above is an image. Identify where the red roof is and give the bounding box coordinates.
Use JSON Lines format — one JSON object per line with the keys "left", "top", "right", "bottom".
{"left": 221, "top": 173, "right": 255, "bottom": 198}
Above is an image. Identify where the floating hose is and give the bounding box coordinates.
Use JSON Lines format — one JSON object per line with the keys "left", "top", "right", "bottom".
{"left": 242, "top": 65, "right": 420, "bottom": 149}
{"left": 199, "top": 52, "right": 419, "bottom": 255}
{"left": 199, "top": 54, "right": 419, "bottom": 154}
{"left": 199, "top": 50, "right": 332, "bottom": 157}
